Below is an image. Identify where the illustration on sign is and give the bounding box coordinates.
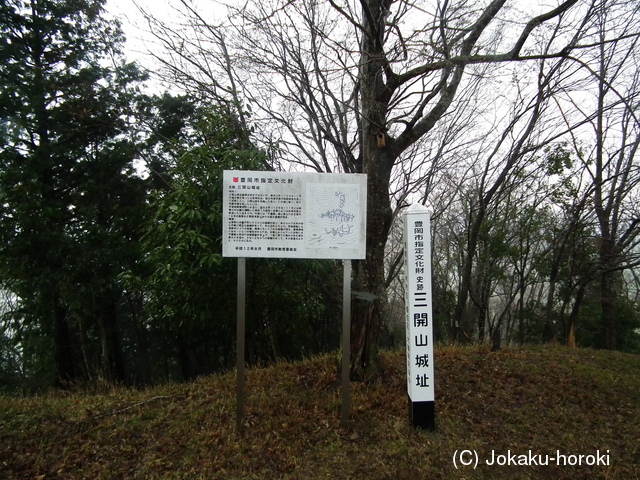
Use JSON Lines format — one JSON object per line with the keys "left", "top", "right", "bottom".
{"left": 306, "top": 184, "right": 362, "bottom": 250}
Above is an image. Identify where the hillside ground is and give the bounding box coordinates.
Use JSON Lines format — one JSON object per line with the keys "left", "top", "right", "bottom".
{"left": 1, "top": 345, "right": 639, "bottom": 479}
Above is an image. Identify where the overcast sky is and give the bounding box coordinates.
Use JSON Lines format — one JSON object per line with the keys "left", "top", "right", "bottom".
{"left": 105, "top": 0, "right": 158, "bottom": 62}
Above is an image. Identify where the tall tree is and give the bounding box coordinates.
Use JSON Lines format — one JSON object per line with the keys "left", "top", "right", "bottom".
{"left": 586, "top": 13, "right": 640, "bottom": 350}
{"left": 143, "top": 0, "right": 639, "bottom": 376}
{"left": 138, "top": 104, "right": 345, "bottom": 379}
{"left": 0, "top": 0, "right": 147, "bottom": 385}
{"left": 140, "top": 106, "right": 265, "bottom": 380}
{"left": 549, "top": 1, "right": 640, "bottom": 349}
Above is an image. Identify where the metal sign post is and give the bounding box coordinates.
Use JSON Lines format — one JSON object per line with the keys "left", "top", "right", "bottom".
{"left": 236, "top": 257, "right": 246, "bottom": 433}
{"left": 341, "top": 259, "right": 352, "bottom": 425}
{"left": 404, "top": 204, "right": 435, "bottom": 431}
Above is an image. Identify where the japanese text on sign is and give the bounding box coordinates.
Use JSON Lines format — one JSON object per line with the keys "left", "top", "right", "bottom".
{"left": 222, "top": 171, "right": 367, "bottom": 259}
{"left": 404, "top": 205, "right": 435, "bottom": 402}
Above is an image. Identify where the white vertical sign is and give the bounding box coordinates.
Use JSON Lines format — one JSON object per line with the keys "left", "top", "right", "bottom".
{"left": 404, "top": 204, "right": 435, "bottom": 402}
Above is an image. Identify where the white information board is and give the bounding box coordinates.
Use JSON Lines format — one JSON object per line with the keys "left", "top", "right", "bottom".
{"left": 222, "top": 171, "right": 367, "bottom": 259}
{"left": 404, "top": 204, "right": 435, "bottom": 402}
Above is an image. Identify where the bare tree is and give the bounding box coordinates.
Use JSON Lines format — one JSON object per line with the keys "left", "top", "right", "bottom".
{"left": 141, "top": 0, "right": 639, "bottom": 376}
{"left": 552, "top": 1, "right": 640, "bottom": 348}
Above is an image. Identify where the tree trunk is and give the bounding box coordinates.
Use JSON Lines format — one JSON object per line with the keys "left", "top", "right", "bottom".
{"left": 136, "top": 324, "right": 152, "bottom": 385}
{"left": 599, "top": 238, "right": 617, "bottom": 350}
{"left": 567, "top": 284, "right": 586, "bottom": 349}
{"left": 567, "top": 319, "right": 577, "bottom": 349}
{"left": 472, "top": 266, "right": 491, "bottom": 343}
{"left": 453, "top": 206, "right": 485, "bottom": 339}
{"left": 517, "top": 277, "right": 526, "bottom": 345}
{"left": 179, "top": 334, "right": 192, "bottom": 381}
{"left": 98, "top": 296, "right": 126, "bottom": 383}
{"left": 350, "top": 157, "right": 393, "bottom": 379}
{"left": 53, "top": 292, "right": 75, "bottom": 387}
{"left": 350, "top": 0, "right": 395, "bottom": 380}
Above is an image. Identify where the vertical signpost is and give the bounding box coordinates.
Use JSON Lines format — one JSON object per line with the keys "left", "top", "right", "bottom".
{"left": 341, "top": 259, "right": 352, "bottom": 425}
{"left": 404, "top": 204, "right": 435, "bottom": 431}
{"left": 236, "top": 257, "right": 246, "bottom": 432}
{"left": 222, "top": 170, "right": 367, "bottom": 430}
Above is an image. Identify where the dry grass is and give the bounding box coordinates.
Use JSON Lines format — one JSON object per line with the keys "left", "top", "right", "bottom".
{"left": 1, "top": 345, "right": 639, "bottom": 479}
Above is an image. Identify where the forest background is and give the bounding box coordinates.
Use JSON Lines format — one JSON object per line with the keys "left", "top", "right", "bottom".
{"left": 0, "top": 0, "right": 639, "bottom": 391}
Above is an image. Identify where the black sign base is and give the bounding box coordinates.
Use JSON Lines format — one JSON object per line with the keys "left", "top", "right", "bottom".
{"left": 409, "top": 398, "right": 435, "bottom": 431}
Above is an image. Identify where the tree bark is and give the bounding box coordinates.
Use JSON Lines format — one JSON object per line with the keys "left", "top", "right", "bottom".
{"left": 53, "top": 292, "right": 75, "bottom": 387}
{"left": 567, "top": 283, "right": 587, "bottom": 349}
{"left": 598, "top": 239, "right": 617, "bottom": 349}
{"left": 349, "top": 0, "right": 395, "bottom": 379}
{"left": 98, "top": 296, "right": 126, "bottom": 383}
{"left": 350, "top": 162, "right": 393, "bottom": 379}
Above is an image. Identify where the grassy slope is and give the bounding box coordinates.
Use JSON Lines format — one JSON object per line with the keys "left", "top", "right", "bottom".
{"left": 1, "top": 345, "right": 639, "bottom": 479}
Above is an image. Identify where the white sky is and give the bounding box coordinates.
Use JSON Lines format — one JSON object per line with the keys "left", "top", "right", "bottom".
{"left": 104, "top": 0, "right": 193, "bottom": 94}
{"left": 105, "top": 0, "right": 164, "bottom": 64}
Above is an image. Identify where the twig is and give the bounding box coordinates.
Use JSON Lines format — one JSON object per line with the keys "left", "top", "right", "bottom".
{"left": 80, "top": 395, "right": 186, "bottom": 423}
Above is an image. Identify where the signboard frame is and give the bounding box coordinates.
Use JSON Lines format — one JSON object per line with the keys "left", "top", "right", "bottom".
{"left": 223, "top": 170, "right": 367, "bottom": 260}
